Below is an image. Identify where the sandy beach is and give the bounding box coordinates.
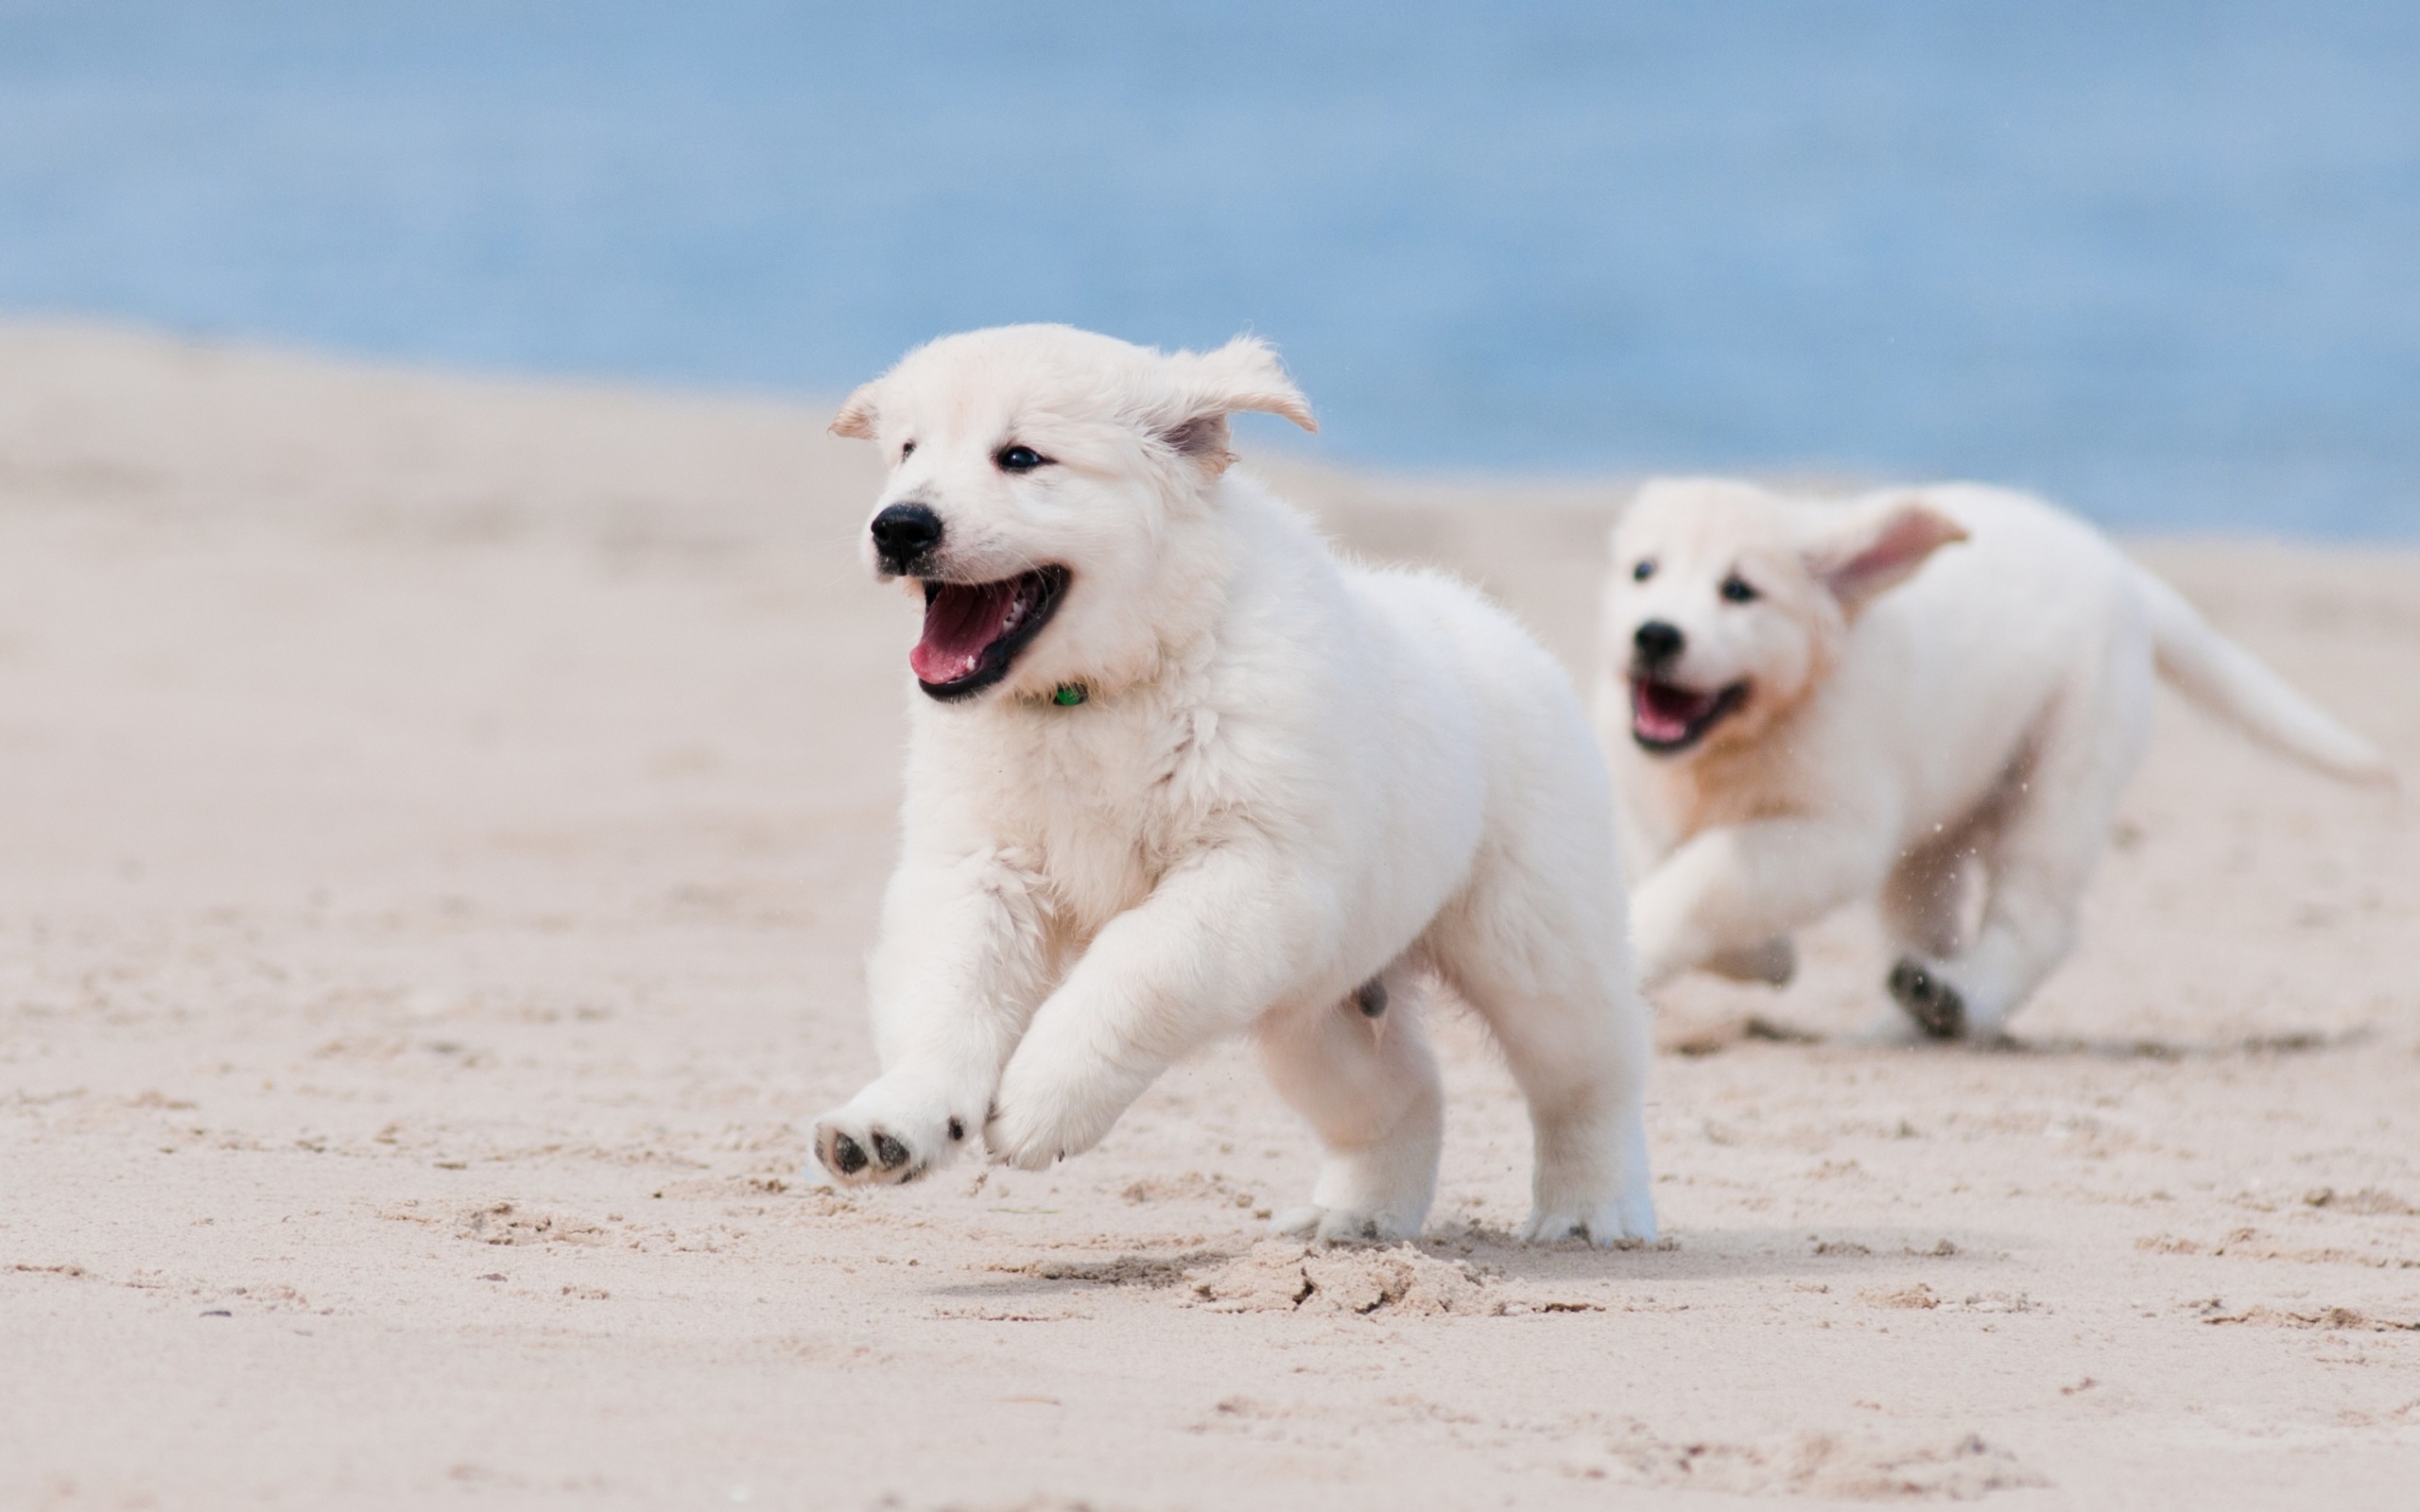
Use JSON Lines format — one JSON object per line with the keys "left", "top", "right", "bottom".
{"left": 3, "top": 324, "right": 2415, "bottom": 1510}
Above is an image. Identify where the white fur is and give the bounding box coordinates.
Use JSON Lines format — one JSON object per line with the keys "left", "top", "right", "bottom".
{"left": 811, "top": 325, "right": 1654, "bottom": 1245}
{"left": 1598, "top": 477, "right": 2394, "bottom": 1041}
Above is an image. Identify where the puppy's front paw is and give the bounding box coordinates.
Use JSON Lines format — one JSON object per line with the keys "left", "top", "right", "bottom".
{"left": 810, "top": 1080, "right": 970, "bottom": 1186}
{"left": 983, "top": 1049, "right": 1138, "bottom": 1172}
{"left": 1887, "top": 955, "right": 1966, "bottom": 1040}
{"left": 981, "top": 1091, "right": 1110, "bottom": 1173}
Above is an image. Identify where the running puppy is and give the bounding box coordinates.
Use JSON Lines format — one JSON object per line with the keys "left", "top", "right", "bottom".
{"left": 811, "top": 325, "right": 1655, "bottom": 1245}
{"left": 1599, "top": 477, "right": 2393, "bottom": 1041}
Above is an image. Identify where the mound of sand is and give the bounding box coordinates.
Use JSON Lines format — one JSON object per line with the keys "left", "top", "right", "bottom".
{"left": 1186, "top": 1240, "right": 1498, "bottom": 1315}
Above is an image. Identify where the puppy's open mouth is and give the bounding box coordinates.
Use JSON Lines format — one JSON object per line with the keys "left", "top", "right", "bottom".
{"left": 1631, "top": 678, "right": 1748, "bottom": 754}
{"left": 910, "top": 566, "right": 1068, "bottom": 701}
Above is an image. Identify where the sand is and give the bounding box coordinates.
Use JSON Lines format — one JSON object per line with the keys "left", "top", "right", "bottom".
{"left": 2, "top": 323, "right": 2415, "bottom": 1511}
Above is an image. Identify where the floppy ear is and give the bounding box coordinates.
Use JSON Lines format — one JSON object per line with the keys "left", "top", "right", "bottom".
{"left": 829, "top": 382, "right": 881, "bottom": 440}
{"left": 1150, "top": 335, "right": 1318, "bottom": 469}
{"left": 1806, "top": 496, "right": 1969, "bottom": 613}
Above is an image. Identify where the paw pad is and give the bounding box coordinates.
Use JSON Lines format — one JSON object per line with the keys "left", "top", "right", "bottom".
{"left": 828, "top": 1133, "right": 869, "bottom": 1176}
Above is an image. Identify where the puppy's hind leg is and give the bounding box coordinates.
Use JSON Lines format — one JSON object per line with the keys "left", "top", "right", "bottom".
{"left": 1887, "top": 821, "right": 2088, "bottom": 1043}
{"left": 1869, "top": 819, "right": 1985, "bottom": 1041}
{"left": 1889, "top": 655, "right": 2152, "bottom": 1040}
{"left": 1256, "top": 967, "right": 1443, "bottom": 1244}
{"left": 1880, "top": 824, "right": 1981, "bottom": 962}
{"left": 1431, "top": 862, "right": 1655, "bottom": 1246}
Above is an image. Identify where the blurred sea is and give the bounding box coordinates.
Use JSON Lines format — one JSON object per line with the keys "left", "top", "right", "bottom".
{"left": 1, "top": 1, "right": 2414, "bottom": 534}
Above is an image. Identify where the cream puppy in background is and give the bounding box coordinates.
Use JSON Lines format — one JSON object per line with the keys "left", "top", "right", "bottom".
{"left": 810, "top": 325, "right": 1655, "bottom": 1246}
{"left": 1599, "top": 477, "right": 2393, "bottom": 1041}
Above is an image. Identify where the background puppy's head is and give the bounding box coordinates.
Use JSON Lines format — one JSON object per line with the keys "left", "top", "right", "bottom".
{"left": 830, "top": 325, "right": 1315, "bottom": 703}
{"left": 1604, "top": 478, "right": 1966, "bottom": 758}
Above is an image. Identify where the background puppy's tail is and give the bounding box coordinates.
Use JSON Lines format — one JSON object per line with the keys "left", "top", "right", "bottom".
{"left": 2133, "top": 564, "right": 2395, "bottom": 786}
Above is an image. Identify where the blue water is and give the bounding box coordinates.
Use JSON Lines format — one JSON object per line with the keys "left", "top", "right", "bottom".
{"left": 3, "top": 1, "right": 2416, "bottom": 534}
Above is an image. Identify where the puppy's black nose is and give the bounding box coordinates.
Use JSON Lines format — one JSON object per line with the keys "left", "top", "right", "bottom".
{"left": 870, "top": 503, "right": 942, "bottom": 569}
{"left": 1634, "top": 620, "right": 1685, "bottom": 663}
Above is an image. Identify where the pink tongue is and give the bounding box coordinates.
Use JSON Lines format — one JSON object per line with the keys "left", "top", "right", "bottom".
{"left": 1633, "top": 680, "right": 1716, "bottom": 743}
{"left": 910, "top": 579, "right": 1025, "bottom": 685}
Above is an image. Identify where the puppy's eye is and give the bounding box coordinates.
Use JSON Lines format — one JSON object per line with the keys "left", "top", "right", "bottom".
{"left": 1632, "top": 559, "right": 1656, "bottom": 582}
{"left": 1720, "top": 575, "right": 1759, "bottom": 604}
{"left": 994, "top": 444, "right": 1051, "bottom": 473}
{"left": 898, "top": 440, "right": 916, "bottom": 460}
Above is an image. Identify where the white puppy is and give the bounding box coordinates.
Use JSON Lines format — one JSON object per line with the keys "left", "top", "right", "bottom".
{"left": 1598, "top": 477, "right": 2393, "bottom": 1041}
{"left": 809, "top": 325, "right": 1654, "bottom": 1245}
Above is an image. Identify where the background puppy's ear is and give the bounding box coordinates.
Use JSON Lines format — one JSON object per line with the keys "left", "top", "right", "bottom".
{"left": 1150, "top": 336, "right": 1318, "bottom": 470}
{"left": 829, "top": 382, "right": 881, "bottom": 440}
{"left": 1807, "top": 496, "right": 1969, "bottom": 613}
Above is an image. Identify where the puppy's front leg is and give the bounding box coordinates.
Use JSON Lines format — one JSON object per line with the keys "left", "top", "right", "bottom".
{"left": 986, "top": 844, "right": 1318, "bottom": 1169}
{"left": 811, "top": 850, "right": 1052, "bottom": 1185}
{"left": 1631, "top": 818, "right": 1889, "bottom": 990}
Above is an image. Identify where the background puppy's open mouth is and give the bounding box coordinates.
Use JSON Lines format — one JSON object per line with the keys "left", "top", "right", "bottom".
{"left": 1631, "top": 678, "right": 1748, "bottom": 753}
{"left": 909, "top": 566, "right": 1068, "bottom": 701}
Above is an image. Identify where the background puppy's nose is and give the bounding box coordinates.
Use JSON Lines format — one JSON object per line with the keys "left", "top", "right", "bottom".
{"left": 1634, "top": 620, "right": 1685, "bottom": 663}
{"left": 870, "top": 502, "right": 943, "bottom": 567}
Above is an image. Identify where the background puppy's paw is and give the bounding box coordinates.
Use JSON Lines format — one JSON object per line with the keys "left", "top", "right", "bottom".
{"left": 1888, "top": 954, "right": 1968, "bottom": 1040}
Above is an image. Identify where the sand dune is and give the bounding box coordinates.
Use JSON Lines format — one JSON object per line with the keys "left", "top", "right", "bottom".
{"left": 3, "top": 325, "right": 2415, "bottom": 1510}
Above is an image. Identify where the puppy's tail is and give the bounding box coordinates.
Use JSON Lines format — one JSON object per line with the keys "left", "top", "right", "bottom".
{"left": 2134, "top": 564, "right": 2394, "bottom": 786}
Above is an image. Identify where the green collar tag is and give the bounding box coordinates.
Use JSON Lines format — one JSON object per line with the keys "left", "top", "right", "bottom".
{"left": 1052, "top": 683, "right": 1087, "bottom": 707}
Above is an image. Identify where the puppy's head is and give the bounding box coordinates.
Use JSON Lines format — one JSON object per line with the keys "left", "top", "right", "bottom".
{"left": 1604, "top": 479, "right": 1967, "bottom": 758}
{"left": 831, "top": 325, "right": 1315, "bottom": 703}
